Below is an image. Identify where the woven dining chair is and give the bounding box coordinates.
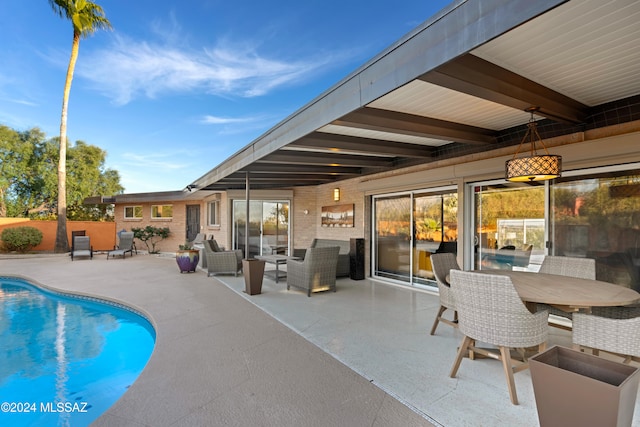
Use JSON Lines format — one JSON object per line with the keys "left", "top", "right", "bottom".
{"left": 449, "top": 270, "right": 549, "bottom": 405}
{"left": 536, "top": 256, "right": 596, "bottom": 324}
{"left": 429, "top": 253, "right": 460, "bottom": 335}
{"left": 572, "top": 310, "right": 640, "bottom": 364}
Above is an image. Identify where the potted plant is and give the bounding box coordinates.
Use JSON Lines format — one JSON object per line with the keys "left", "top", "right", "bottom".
{"left": 176, "top": 243, "right": 200, "bottom": 273}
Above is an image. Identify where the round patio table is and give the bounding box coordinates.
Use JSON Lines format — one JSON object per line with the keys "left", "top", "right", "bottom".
{"left": 473, "top": 270, "right": 640, "bottom": 312}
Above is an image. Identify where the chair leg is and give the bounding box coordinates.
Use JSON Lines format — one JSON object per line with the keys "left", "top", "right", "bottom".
{"left": 430, "top": 305, "right": 446, "bottom": 335}
{"left": 450, "top": 335, "right": 472, "bottom": 378}
{"left": 499, "top": 346, "right": 518, "bottom": 405}
{"left": 538, "top": 342, "right": 547, "bottom": 353}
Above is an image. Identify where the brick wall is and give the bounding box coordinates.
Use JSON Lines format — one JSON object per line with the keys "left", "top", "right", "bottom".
{"left": 314, "top": 180, "right": 365, "bottom": 240}
{"left": 114, "top": 201, "right": 198, "bottom": 253}
{"left": 291, "top": 180, "right": 366, "bottom": 245}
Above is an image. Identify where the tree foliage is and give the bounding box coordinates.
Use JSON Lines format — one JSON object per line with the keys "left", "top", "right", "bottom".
{"left": 0, "top": 124, "right": 123, "bottom": 220}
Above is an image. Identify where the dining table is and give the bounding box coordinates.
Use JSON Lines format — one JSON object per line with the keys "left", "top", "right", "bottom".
{"left": 472, "top": 269, "right": 640, "bottom": 313}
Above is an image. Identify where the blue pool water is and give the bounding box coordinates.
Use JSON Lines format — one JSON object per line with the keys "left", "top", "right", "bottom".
{"left": 0, "top": 277, "right": 155, "bottom": 427}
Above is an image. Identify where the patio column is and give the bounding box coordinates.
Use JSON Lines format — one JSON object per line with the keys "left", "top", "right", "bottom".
{"left": 244, "top": 171, "right": 250, "bottom": 259}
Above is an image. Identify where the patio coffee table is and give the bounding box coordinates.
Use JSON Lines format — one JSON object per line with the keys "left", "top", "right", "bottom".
{"left": 256, "top": 255, "right": 300, "bottom": 283}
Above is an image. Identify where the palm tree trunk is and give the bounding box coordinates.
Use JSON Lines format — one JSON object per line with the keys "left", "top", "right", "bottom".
{"left": 54, "top": 32, "right": 80, "bottom": 253}
{"left": 0, "top": 188, "right": 6, "bottom": 217}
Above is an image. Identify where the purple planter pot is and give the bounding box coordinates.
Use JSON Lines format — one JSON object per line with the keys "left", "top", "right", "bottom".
{"left": 176, "top": 250, "right": 199, "bottom": 273}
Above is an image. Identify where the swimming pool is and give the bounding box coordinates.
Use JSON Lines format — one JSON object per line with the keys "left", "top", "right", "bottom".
{"left": 0, "top": 277, "right": 156, "bottom": 427}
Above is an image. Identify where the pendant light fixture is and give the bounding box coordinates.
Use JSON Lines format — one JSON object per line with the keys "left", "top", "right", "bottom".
{"left": 505, "top": 107, "right": 561, "bottom": 182}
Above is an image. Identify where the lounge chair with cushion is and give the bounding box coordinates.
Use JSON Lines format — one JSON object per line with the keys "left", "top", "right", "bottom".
{"left": 287, "top": 246, "right": 340, "bottom": 297}
{"left": 449, "top": 270, "right": 548, "bottom": 405}
{"left": 203, "top": 240, "right": 243, "bottom": 276}
{"left": 107, "top": 231, "right": 135, "bottom": 259}
{"left": 189, "top": 233, "right": 207, "bottom": 247}
{"left": 71, "top": 236, "right": 93, "bottom": 261}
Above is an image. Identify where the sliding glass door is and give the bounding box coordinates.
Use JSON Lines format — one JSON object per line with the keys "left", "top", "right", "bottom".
{"left": 471, "top": 165, "right": 640, "bottom": 291}
{"left": 232, "top": 200, "right": 290, "bottom": 258}
{"left": 374, "top": 195, "right": 412, "bottom": 283}
{"left": 473, "top": 182, "right": 545, "bottom": 271}
{"left": 373, "top": 188, "right": 457, "bottom": 287}
{"left": 551, "top": 169, "right": 640, "bottom": 291}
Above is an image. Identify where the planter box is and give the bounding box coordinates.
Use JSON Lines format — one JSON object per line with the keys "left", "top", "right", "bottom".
{"left": 242, "top": 259, "right": 265, "bottom": 295}
{"left": 530, "top": 345, "right": 640, "bottom": 427}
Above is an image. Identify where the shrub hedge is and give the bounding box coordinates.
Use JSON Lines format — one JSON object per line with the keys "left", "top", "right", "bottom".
{"left": 1, "top": 226, "right": 44, "bottom": 253}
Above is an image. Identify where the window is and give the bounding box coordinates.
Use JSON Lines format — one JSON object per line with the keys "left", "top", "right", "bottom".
{"left": 151, "top": 204, "right": 173, "bottom": 219}
{"left": 208, "top": 200, "right": 220, "bottom": 226}
{"left": 124, "top": 206, "right": 143, "bottom": 219}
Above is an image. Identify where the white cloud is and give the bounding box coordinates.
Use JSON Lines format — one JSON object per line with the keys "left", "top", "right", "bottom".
{"left": 120, "top": 152, "right": 187, "bottom": 170}
{"left": 75, "top": 33, "right": 336, "bottom": 105}
{"left": 200, "top": 115, "right": 256, "bottom": 125}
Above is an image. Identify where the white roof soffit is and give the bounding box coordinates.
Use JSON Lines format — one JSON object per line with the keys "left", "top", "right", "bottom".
{"left": 192, "top": 0, "right": 640, "bottom": 191}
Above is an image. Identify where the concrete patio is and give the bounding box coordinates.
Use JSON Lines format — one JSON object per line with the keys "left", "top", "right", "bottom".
{"left": 1, "top": 253, "right": 638, "bottom": 426}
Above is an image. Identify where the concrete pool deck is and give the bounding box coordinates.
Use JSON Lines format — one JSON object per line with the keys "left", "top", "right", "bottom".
{"left": 1, "top": 254, "right": 432, "bottom": 427}
{"left": 2, "top": 253, "right": 638, "bottom": 426}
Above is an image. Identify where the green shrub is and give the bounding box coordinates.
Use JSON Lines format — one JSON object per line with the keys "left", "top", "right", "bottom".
{"left": 131, "top": 226, "right": 170, "bottom": 253}
{"left": 1, "top": 226, "right": 44, "bottom": 253}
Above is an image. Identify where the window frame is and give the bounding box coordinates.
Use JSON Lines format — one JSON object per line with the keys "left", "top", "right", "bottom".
{"left": 151, "top": 204, "right": 173, "bottom": 219}
{"left": 124, "top": 205, "right": 143, "bottom": 219}
{"left": 208, "top": 200, "right": 220, "bottom": 226}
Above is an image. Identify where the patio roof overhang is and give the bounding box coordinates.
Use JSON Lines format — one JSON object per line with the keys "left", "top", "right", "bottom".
{"left": 189, "top": 0, "right": 640, "bottom": 192}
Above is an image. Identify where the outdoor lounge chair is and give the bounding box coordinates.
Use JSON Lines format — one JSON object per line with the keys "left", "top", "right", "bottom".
{"left": 449, "top": 270, "right": 549, "bottom": 405}
{"left": 71, "top": 236, "right": 93, "bottom": 261}
{"left": 287, "top": 246, "right": 340, "bottom": 297}
{"left": 429, "top": 253, "right": 460, "bottom": 335}
{"left": 107, "top": 231, "right": 135, "bottom": 259}
{"left": 189, "top": 233, "right": 207, "bottom": 247}
{"left": 203, "top": 240, "right": 243, "bottom": 276}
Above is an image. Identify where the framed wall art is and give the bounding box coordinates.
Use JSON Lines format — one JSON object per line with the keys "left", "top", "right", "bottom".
{"left": 321, "top": 204, "right": 354, "bottom": 227}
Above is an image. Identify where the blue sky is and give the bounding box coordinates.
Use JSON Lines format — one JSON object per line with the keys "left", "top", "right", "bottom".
{"left": 0, "top": 0, "right": 450, "bottom": 193}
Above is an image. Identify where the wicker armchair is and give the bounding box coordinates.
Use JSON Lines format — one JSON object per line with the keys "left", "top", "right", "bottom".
{"left": 203, "top": 240, "right": 243, "bottom": 276}
{"left": 449, "top": 270, "right": 549, "bottom": 405}
{"left": 572, "top": 310, "right": 640, "bottom": 364}
{"left": 537, "top": 256, "right": 596, "bottom": 323}
{"left": 429, "top": 253, "right": 460, "bottom": 335}
{"left": 287, "top": 246, "right": 340, "bottom": 297}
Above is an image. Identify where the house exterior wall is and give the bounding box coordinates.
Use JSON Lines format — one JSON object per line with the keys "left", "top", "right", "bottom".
{"left": 114, "top": 200, "right": 204, "bottom": 253}
{"left": 203, "top": 192, "right": 229, "bottom": 249}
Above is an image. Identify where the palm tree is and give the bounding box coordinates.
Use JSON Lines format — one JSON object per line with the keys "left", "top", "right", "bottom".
{"left": 48, "top": 0, "right": 111, "bottom": 253}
